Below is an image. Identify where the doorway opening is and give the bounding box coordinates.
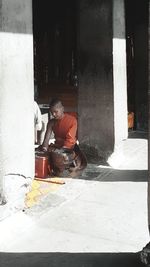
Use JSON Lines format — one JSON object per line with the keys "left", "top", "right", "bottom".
{"left": 32, "top": 0, "right": 78, "bottom": 112}
{"left": 125, "top": 0, "right": 148, "bottom": 132}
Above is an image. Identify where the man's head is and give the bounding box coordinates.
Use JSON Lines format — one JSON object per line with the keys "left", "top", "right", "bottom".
{"left": 49, "top": 98, "right": 64, "bottom": 120}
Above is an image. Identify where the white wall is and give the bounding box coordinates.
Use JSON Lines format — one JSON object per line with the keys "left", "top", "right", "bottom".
{"left": 113, "top": 0, "right": 128, "bottom": 146}
{"left": 0, "top": 0, "right": 34, "bottom": 214}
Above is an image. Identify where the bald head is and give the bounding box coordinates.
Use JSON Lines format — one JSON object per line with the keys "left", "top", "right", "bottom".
{"left": 49, "top": 98, "right": 63, "bottom": 108}
{"left": 49, "top": 98, "right": 64, "bottom": 119}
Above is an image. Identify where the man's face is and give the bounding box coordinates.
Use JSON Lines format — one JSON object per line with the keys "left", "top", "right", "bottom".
{"left": 50, "top": 104, "right": 64, "bottom": 120}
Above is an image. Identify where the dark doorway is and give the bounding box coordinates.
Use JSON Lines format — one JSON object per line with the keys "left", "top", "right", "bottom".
{"left": 32, "top": 0, "right": 78, "bottom": 111}
{"left": 125, "top": 0, "right": 148, "bottom": 131}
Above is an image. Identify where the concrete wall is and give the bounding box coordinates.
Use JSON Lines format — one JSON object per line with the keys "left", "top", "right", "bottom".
{"left": 0, "top": 0, "right": 34, "bottom": 213}
{"left": 78, "top": 0, "right": 114, "bottom": 161}
{"left": 112, "top": 0, "right": 128, "bottom": 146}
{"left": 148, "top": 0, "right": 150, "bottom": 230}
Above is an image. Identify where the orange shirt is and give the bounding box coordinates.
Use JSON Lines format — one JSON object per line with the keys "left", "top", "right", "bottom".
{"left": 52, "top": 113, "right": 77, "bottom": 149}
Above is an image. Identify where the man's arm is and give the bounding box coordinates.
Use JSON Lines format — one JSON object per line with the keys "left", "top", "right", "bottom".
{"left": 40, "top": 120, "right": 54, "bottom": 151}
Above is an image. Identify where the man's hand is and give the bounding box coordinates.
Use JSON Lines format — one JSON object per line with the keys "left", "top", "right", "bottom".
{"left": 35, "top": 145, "right": 47, "bottom": 152}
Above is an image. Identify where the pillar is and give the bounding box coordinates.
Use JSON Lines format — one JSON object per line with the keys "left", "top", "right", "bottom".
{"left": 78, "top": 0, "right": 114, "bottom": 161}
{"left": 0, "top": 0, "right": 34, "bottom": 217}
{"left": 148, "top": 0, "right": 150, "bottom": 231}
{"left": 112, "top": 0, "right": 128, "bottom": 147}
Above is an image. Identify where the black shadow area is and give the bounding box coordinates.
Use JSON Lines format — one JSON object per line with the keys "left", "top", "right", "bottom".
{"left": 0, "top": 252, "right": 144, "bottom": 267}
{"left": 80, "top": 168, "right": 148, "bottom": 182}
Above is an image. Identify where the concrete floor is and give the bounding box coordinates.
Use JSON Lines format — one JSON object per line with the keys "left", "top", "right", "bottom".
{"left": 0, "top": 131, "right": 149, "bottom": 266}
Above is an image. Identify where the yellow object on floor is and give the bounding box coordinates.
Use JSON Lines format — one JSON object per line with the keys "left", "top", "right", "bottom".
{"left": 25, "top": 177, "right": 65, "bottom": 208}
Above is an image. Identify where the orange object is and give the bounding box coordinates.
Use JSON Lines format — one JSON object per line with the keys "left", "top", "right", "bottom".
{"left": 65, "top": 112, "right": 78, "bottom": 119}
{"left": 53, "top": 113, "right": 77, "bottom": 149}
{"left": 35, "top": 153, "right": 51, "bottom": 178}
{"left": 128, "top": 112, "right": 134, "bottom": 129}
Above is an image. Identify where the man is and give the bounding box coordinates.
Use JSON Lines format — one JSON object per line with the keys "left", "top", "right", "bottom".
{"left": 37, "top": 98, "right": 87, "bottom": 177}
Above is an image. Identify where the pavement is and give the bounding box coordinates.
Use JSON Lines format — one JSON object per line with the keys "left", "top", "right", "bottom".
{"left": 0, "top": 131, "right": 149, "bottom": 267}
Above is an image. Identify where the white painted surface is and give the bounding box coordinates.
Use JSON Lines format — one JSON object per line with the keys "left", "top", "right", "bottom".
{"left": 113, "top": 0, "right": 128, "bottom": 146}
{"left": 0, "top": 0, "right": 34, "bottom": 212}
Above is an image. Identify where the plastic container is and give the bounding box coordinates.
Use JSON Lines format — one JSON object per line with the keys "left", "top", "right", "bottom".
{"left": 35, "top": 152, "right": 51, "bottom": 178}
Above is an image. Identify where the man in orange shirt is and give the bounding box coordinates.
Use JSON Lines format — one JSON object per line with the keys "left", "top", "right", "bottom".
{"left": 37, "top": 98, "right": 87, "bottom": 177}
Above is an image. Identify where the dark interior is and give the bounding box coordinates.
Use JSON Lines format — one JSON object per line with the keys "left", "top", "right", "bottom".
{"left": 125, "top": 0, "right": 148, "bottom": 131}
{"left": 33, "top": 0, "right": 78, "bottom": 111}
{"left": 33, "top": 0, "right": 149, "bottom": 129}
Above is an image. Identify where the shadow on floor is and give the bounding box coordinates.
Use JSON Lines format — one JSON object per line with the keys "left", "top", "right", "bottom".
{"left": 128, "top": 130, "right": 148, "bottom": 139}
{"left": 0, "top": 252, "right": 144, "bottom": 267}
{"left": 80, "top": 168, "right": 148, "bottom": 182}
